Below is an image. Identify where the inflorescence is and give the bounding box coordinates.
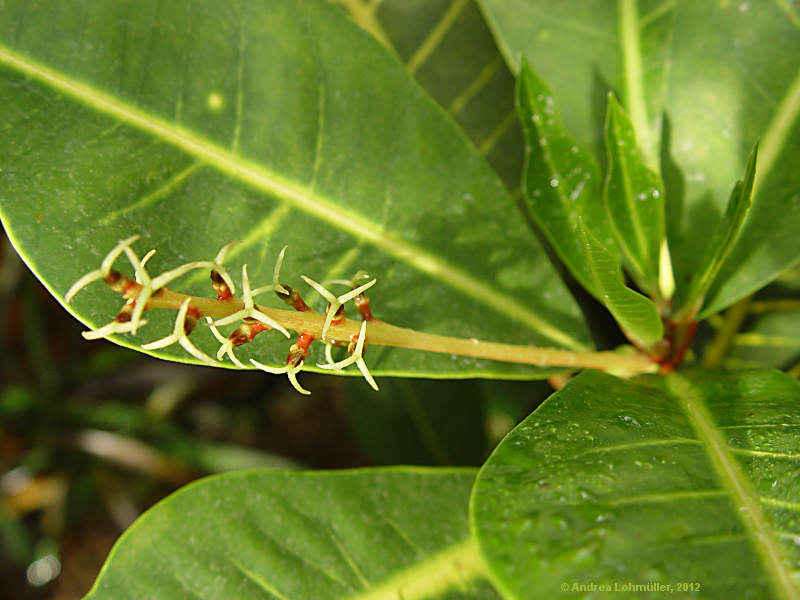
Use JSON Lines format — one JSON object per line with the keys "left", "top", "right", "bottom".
{"left": 66, "top": 236, "right": 379, "bottom": 395}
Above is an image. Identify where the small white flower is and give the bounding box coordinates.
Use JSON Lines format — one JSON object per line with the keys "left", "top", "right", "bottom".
{"left": 65, "top": 235, "right": 141, "bottom": 303}
{"left": 318, "top": 320, "right": 378, "bottom": 391}
{"left": 205, "top": 317, "right": 246, "bottom": 368}
{"left": 213, "top": 265, "right": 290, "bottom": 338}
{"left": 300, "top": 276, "right": 376, "bottom": 341}
{"left": 142, "top": 298, "right": 222, "bottom": 366}
{"left": 250, "top": 358, "right": 310, "bottom": 395}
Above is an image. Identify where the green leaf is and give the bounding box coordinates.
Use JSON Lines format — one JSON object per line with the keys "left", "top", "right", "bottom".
{"left": 683, "top": 144, "right": 758, "bottom": 319}
{"left": 578, "top": 221, "right": 663, "bottom": 347}
{"left": 0, "top": 0, "right": 592, "bottom": 381}
{"left": 478, "top": 0, "right": 800, "bottom": 317}
{"left": 603, "top": 94, "right": 665, "bottom": 295}
{"left": 335, "top": 0, "right": 525, "bottom": 193}
{"left": 517, "top": 57, "right": 618, "bottom": 296}
{"left": 85, "top": 468, "right": 499, "bottom": 599}
{"left": 345, "top": 378, "right": 487, "bottom": 466}
{"left": 471, "top": 368, "right": 800, "bottom": 599}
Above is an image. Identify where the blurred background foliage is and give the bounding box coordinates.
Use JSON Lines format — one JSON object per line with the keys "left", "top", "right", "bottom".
{"left": 0, "top": 224, "right": 547, "bottom": 599}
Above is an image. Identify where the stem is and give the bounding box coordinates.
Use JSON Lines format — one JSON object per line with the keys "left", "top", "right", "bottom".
{"left": 141, "top": 287, "right": 656, "bottom": 375}
{"left": 702, "top": 296, "right": 752, "bottom": 368}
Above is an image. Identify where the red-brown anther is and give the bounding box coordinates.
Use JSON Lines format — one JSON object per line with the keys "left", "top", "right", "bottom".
{"left": 115, "top": 304, "right": 133, "bottom": 323}
{"left": 275, "top": 285, "right": 311, "bottom": 312}
{"left": 228, "top": 320, "right": 272, "bottom": 347}
{"left": 104, "top": 269, "right": 135, "bottom": 294}
{"left": 347, "top": 332, "right": 366, "bottom": 357}
{"left": 330, "top": 304, "right": 346, "bottom": 327}
{"left": 183, "top": 306, "right": 200, "bottom": 335}
{"left": 210, "top": 269, "right": 233, "bottom": 301}
{"left": 354, "top": 292, "right": 374, "bottom": 321}
{"left": 287, "top": 332, "right": 315, "bottom": 366}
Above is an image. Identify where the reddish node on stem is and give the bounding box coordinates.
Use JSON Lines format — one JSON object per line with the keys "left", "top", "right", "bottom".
{"left": 275, "top": 285, "right": 311, "bottom": 312}
{"left": 330, "top": 304, "right": 346, "bottom": 328}
{"left": 354, "top": 292, "right": 374, "bottom": 321}
{"left": 210, "top": 269, "right": 233, "bottom": 301}
{"left": 228, "top": 320, "right": 272, "bottom": 347}
{"left": 287, "top": 333, "right": 315, "bottom": 366}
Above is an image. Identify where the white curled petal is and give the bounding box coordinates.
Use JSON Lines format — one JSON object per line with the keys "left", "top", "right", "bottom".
{"left": 336, "top": 279, "right": 376, "bottom": 305}
{"left": 286, "top": 362, "right": 311, "bottom": 395}
{"left": 300, "top": 275, "right": 337, "bottom": 303}
{"left": 250, "top": 358, "right": 288, "bottom": 374}
{"left": 317, "top": 353, "right": 357, "bottom": 371}
{"left": 211, "top": 310, "right": 248, "bottom": 327}
{"left": 81, "top": 319, "right": 144, "bottom": 340}
{"left": 151, "top": 261, "right": 214, "bottom": 289}
{"left": 250, "top": 309, "right": 291, "bottom": 338}
{"left": 271, "top": 246, "right": 288, "bottom": 296}
{"left": 356, "top": 357, "right": 379, "bottom": 391}
{"left": 141, "top": 334, "right": 178, "bottom": 350}
{"left": 100, "top": 235, "right": 140, "bottom": 274}
{"left": 65, "top": 270, "right": 104, "bottom": 303}
{"left": 179, "top": 336, "right": 223, "bottom": 366}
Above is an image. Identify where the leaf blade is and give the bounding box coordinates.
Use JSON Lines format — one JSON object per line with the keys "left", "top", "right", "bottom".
{"left": 0, "top": 0, "right": 592, "bottom": 380}
{"left": 471, "top": 368, "right": 800, "bottom": 599}
{"left": 85, "top": 468, "right": 500, "bottom": 599}
{"left": 579, "top": 220, "right": 663, "bottom": 347}
{"left": 603, "top": 93, "right": 665, "bottom": 295}
{"left": 517, "top": 57, "right": 617, "bottom": 297}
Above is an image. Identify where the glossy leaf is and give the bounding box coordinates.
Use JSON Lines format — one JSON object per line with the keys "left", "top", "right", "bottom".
{"left": 85, "top": 468, "right": 499, "bottom": 599}
{"left": 684, "top": 144, "right": 758, "bottom": 319}
{"left": 471, "top": 368, "right": 800, "bottom": 599}
{"left": 517, "top": 58, "right": 618, "bottom": 297}
{"left": 603, "top": 94, "right": 665, "bottom": 295}
{"left": 0, "top": 0, "right": 592, "bottom": 382}
{"left": 579, "top": 221, "right": 663, "bottom": 347}
{"left": 478, "top": 0, "right": 800, "bottom": 317}
{"left": 334, "top": 0, "right": 525, "bottom": 193}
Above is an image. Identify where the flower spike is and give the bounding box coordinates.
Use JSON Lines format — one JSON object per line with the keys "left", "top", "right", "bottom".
{"left": 300, "top": 276, "right": 376, "bottom": 340}
{"left": 213, "top": 265, "right": 290, "bottom": 338}
{"left": 142, "top": 298, "right": 222, "bottom": 366}
{"left": 250, "top": 358, "right": 310, "bottom": 395}
{"left": 318, "top": 320, "right": 378, "bottom": 391}
{"left": 65, "top": 235, "right": 140, "bottom": 303}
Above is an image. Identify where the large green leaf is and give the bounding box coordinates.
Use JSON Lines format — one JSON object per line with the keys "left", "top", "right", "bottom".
{"left": 478, "top": 0, "right": 800, "bottom": 317}
{"left": 334, "top": 0, "right": 525, "bottom": 193}
{"left": 85, "top": 468, "right": 499, "bottom": 599}
{"left": 0, "top": 0, "right": 592, "bottom": 382}
{"left": 471, "top": 368, "right": 800, "bottom": 599}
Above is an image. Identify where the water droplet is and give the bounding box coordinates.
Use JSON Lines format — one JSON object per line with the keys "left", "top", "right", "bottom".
{"left": 637, "top": 192, "right": 647, "bottom": 201}
{"left": 620, "top": 415, "right": 641, "bottom": 426}
{"left": 570, "top": 181, "right": 586, "bottom": 201}
{"left": 652, "top": 189, "right": 661, "bottom": 198}
{"left": 550, "top": 178, "right": 559, "bottom": 188}
{"left": 532, "top": 114, "right": 540, "bottom": 123}
{"left": 539, "top": 137, "right": 548, "bottom": 146}
{"left": 570, "top": 145, "right": 579, "bottom": 154}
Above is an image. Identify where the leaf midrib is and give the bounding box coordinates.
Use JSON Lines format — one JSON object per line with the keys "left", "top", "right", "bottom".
{"left": 0, "top": 43, "right": 587, "bottom": 351}
{"left": 667, "top": 373, "right": 799, "bottom": 600}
